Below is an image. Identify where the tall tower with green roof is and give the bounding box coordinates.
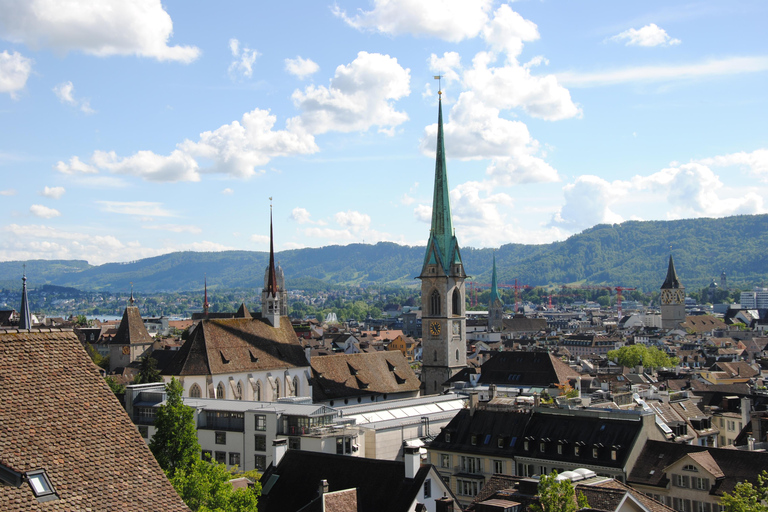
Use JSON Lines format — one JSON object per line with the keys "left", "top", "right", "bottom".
{"left": 488, "top": 254, "right": 504, "bottom": 332}
{"left": 419, "top": 93, "right": 467, "bottom": 396}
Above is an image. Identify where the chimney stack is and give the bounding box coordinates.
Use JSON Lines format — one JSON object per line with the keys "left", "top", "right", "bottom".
{"left": 468, "top": 391, "right": 479, "bottom": 416}
{"left": 403, "top": 445, "right": 421, "bottom": 479}
{"left": 272, "top": 438, "right": 287, "bottom": 467}
{"left": 490, "top": 384, "right": 498, "bottom": 400}
{"left": 318, "top": 479, "right": 329, "bottom": 496}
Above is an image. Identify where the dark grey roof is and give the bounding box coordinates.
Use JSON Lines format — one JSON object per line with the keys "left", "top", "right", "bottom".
{"left": 478, "top": 351, "right": 578, "bottom": 387}
{"left": 661, "top": 255, "right": 682, "bottom": 289}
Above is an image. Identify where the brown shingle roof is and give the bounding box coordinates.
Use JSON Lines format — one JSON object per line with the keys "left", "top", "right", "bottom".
{"left": 164, "top": 316, "right": 308, "bottom": 376}
{"left": 311, "top": 351, "right": 420, "bottom": 401}
{"left": 0, "top": 329, "right": 188, "bottom": 511}
{"left": 111, "top": 306, "right": 153, "bottom": 345}
{"left": 679, "top": 315, "right": 727, "bottom": 334}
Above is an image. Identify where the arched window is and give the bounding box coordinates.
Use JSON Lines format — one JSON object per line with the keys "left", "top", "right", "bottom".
{"left": 293, "top": 376, "right": 300, "bottom": 397}
{"left": 275, "top": 380, "right": 280, "bottom": 399}
{"left": 430, "top": 290, "right": 441, "bottom": 316}
{"left": 456, "top": 349, "right": 460, "bottom": 361}
{"left": 236, "top": 381, "right": 243, "bottom": 400}
{"left": 433, "top": 350, "right": 438, "bottom": 362}
{"left": 452, "top": 288, "right": 461, "bottom": 316}
{"left": 216, "top": 382, "right": 225, "bottom": 399}
{"left": 189, "top": 384, "right": 202, "bottom": 398}
{"left": 255, "top": 380, "right": 261, "bottom": 401}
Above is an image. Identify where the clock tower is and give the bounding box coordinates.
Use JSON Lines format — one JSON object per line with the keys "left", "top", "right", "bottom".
{"left": 660, "top": 254, "right": 686, "bottom": 329}
{"left": 419, "top": 93, "right": 467, "bottom": 395}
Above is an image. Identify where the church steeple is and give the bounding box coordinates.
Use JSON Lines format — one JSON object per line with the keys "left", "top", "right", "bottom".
{"left": 660, "top": 253, "right": 686, "bottom": 330}
{"left": 661, "top": 255, "right": 682, "bottom": 289}
{"left": 203, "top": 277, "right": 210, "bottom": 316}
{"left": 262, "top": 200, "right": 282, "bottom": 327}
{"left": 19, "top": 269, "right": 31, "bottom": 330}
{"left": 265, "top": 204, "right": 278, "bottom": 298}
{"left": 490, "top": 253, "right": 500, "bottom": 305}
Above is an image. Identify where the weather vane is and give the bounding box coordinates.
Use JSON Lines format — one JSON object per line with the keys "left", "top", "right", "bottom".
{"left": 434, "top": 75, "right": 443, "bottom": 98}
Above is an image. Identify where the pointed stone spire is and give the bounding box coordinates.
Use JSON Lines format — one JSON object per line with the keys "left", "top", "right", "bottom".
{"left": 203, "top": 277, "right": 210, "bottom": 316}
{"left": 19, "top": 267, "right": 31, "bottom": 330}
{"left": 661, "top": 255, "right": 682, "bottom": 289}
{"left": 489, "top": 253, "right": 501, "bottom": 306}
{"left": 429, "top": 96, "right": 454, "bottom": 267}
{"left": 265, "top": 201, "right": 278, "bottom": 298}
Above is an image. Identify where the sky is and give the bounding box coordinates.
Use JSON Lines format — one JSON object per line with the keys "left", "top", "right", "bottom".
{"left": 0, "top": 0, "right": 766, "bottom": 266}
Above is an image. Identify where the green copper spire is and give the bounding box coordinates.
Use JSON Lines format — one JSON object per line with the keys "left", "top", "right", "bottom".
{"left": 423, "top": 95, "right": 462, "bottom": 272}
{"left": 489, "top": 253, "right": 500, "bottom": 305}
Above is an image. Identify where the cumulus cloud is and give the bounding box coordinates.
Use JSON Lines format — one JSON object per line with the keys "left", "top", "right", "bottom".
{"left": 550, "top": 175, "right": 627, "bottom": 231}
{"left": 610, "top": 23, "right": 681, "bottom": 47}
{"left": 52, "top": 81, "right": 94, "bottom": 113}
{"left": 59, "top": 108, "right": 318, "bottom": 183}
{"left": 487, "top": 154, "right": 560, "bottom": 186}
{"left": 0, "top": 50, "right": 32, "bottom": 98}
{"left": 30, "top": 204, "right": 61, "bottom": 218}
{"left": 285, "top": 56, "right": 319, "bottom": 79}
{"left": 221, "top": 188, "right": 233, "bottom": 195}
{"left": 695, "top": 149, "right": 768, "bottom": 181}
{"left": 0, "top": 0, "right": 199, "bottom": 63}
{"left": 290, "top": 207, "right": 313, "bottom": 224}
{"left": 557, "top": 56, "right": 768, "bottom": 88}
{"left": 250, "top": 234, "right": 269, "bottom": 245}
{"left": 228, "top": 38, "right": 259, "bottom": 79}
{"left": 291, "top": 51, "right": 410, "bottom": 135}
{"left": 0, "top": 189, "right": 17, "bottom": 196}
{"left": 335, "top": 210, "right": 371, "bottom": 229}
{"left": 334, "top": 0, "right": 492, "bottom": 42}
{"left": 481, "top": 4, "right": 539, "bottom": 58}
{"left": 41, "top": 186, "right": 65, "bottom": 199}
{"left": 97, "top": 200, "right": 174, "bottom": 217}
{"left": 428, "top": 52, "right": 462, "bottom": 85}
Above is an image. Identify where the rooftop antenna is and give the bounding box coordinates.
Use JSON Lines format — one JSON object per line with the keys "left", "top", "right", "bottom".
{"left": 434, "top": 75, "right": 443, "bottom": 99}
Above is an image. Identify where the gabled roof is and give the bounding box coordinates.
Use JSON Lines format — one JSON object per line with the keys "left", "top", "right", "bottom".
{"left": 679, "top": 315, "right": 726, "bottom": 333}
{"left": 259, "top": 450, "right": 435, "bottom": 512}
{"left": 163, "top": 316, "right": 308, "bottom": 376}
{"left": 478, "top": 351, "right": 578, "bottom": 387}
{"left": 311, "top": 351, "right": 420, "bottom": 401}
{"left": 111, "top": 306, "right": 153, "bottom": 345}
{"left": 0, "top": 330, "right": 188, "bottom": 511}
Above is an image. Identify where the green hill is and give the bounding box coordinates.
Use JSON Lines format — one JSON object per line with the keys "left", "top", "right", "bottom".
{"left": 1, "top": 214, "right": 765, "bottom": 293}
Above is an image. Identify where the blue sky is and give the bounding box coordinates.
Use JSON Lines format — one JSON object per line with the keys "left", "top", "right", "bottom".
{"left": 1, "top": 0, "right": 766, "bottom": 265}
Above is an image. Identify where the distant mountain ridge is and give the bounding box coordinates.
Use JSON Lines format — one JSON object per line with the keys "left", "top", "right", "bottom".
{"left": 1, "top": 214, "right": 766, "bottom": 293}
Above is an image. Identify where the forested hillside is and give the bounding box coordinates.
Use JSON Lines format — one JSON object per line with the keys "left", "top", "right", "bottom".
{"left": 0, "top": 214, "right": 765, "bottom": 293}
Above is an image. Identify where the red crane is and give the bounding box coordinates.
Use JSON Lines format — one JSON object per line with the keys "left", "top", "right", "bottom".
{"left": 612, "top": 286, "right": 637, "bottom": 319}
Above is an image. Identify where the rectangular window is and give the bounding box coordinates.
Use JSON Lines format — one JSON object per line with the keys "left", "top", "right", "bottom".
{"left": 694, "top": 477, "right": 710, "bottom": 491}
{"left": 494, "top": 460, "right": 503, "bottom": 474}
{"left": 471, "top": 434, "right": 478, "bottom": 445}
{"left": 289, "top": 437, "right": 301, "bottom": 450}
{"left": 215, "top": 431, "right": 226, "bottom": 445}
{"left": 460, "top": 456, "right": 480, "bottom": 474}
{"left": 424, "top": 479, "right": 431, "bottom": 499}
{"left": 215, "top": 451, "right": 226, "bottom": 464}
{"left": 255, "top": 455, "right": 266, "bottom": 470}
{"left": 336, "top": 437, "right": 344, "bottom": 455}
{"left": 255, "top": 435, "right": 266, "bottom": 452}
{"left": 441, "top": 454, "right": 451, "bottom": 468}
{"left": 456, "top": 479, "right": 481, "bottom": 497}
{"left": 229, "top": 452, "right": 240, "bottom": 466}
{"left": 255, "top": 414, "right": 267, "bottom": 431}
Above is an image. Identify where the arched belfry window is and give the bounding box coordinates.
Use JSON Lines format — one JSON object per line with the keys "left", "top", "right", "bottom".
{"left": 430, "top": 290, "right": 441, "bottom": 316}
{"left": 433, "top": 350, "right": 438, "bottom": 362}
{"left": 275, "top": 380, "right": 280, "bottom": 399}
{"left": 452, "top": 288, "right": 461, "bottom": 316}
{"left": 216, "top": 382, "right": 225, "bottom": 400}
{"left": 236, "top": 381, "right": 243, "bottom": 400}
{"left": 255, "top": 381, "right": 262, "bottom": 401}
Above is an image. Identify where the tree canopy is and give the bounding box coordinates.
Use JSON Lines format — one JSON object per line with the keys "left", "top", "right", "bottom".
{"left": 134, "top": 355, "right": 163, "bottom": 384}
{"left": 531, "top": 471, "right": 589, "bottom": 512}
{"left": 170, "top": 460, "right": 261, "bottom": 512}
{"left": 607, "top": 344, "right": 679, "bottom": 370}
{"left": 720, "top": 470, "right": 768, "bottom": 512}
{"left": 149, "top": 377, "right": 200, "bottom": 476}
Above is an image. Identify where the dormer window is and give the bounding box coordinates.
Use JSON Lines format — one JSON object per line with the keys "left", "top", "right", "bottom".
{"left": 27, "top": 470, "right": 57, "bottom": 502}
{"left": 471, "top": 434, "right": 478, "bottom": 446}
{"left": 574, "top": 445, "right": 580, "bottom": 456}
{"left": 445, "top": 432, "right": 451, "bottom": 443}
{"left": 540, "top": 442, "right": 546, "bottom": 452}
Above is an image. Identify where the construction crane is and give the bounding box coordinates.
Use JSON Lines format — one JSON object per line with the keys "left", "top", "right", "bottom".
{"left": 612, "top": 286, "right": 637, "bottom": 319}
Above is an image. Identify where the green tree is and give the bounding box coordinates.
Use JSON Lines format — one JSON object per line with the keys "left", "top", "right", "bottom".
{"left": 149, "top": 377, "right": 200, "bottom": 477}
{"left": 105, "top": 376, "right": 125, "bottom": 395}
{"left": 134, "top": 355, "right": 162, "bottom": 384}
{"left": 720, "top": 470, "right": 768, "bottom": 512}
{"left": 531, "top": 471, "right": 589, "bottom": 512}
{"left": 608, "top": 345, "right": 678, "bottom": 370}
{"left": 169, "top": 459, "right": 261, "bottom": 512}
{"left": 75, "top": 314, "right": 90, "bottom": 326}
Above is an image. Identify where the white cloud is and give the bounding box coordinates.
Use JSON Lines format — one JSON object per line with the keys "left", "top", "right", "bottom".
{"left": 55, "top": 156, "right": 99, "bottom": 174}
{"left": 92, "top": 149, "right": 199, "bottom": 182}
{"left": 52, "top": 81, "right": 94, "bottom": 113}
{"left": 0, "top": 50, "right": 32, "bottom": 98}
{"left": 221, "top": 188, "right": 234, "bottom": 195}
{"left": 30, "top": 204, "right": 61, "bottom": 218}
{"left": 695, "top": 149, "right": 768, "bottom": 181}
{"left": 610, "top": 23, "right": 681, "bottom": 47}
{"left": 41, "top": 186, "right": 65, "bottom": 199}
{"left": 250, "top": 234, "right": 269, "bottom": 244}
{"left": 291, "top": 51, "right": 411, "bottom": 135}
{"left": 283, "top": 242, "right": 306, "bottom": 250}
{"left": 304, "top": 226, "right": 354, "bottom": 242}
{"left": 414, "top": 204, "right": 432, "bottom": 223}
{"left": 335, "top": 210, "right": 371, "bottom": 229}
{"left": 428, "top": 52, "right": 462, "bottom": 85}
{"left": 463, "top": 52, "right": 581, "bottom": 121}
{"left": 228, "top": 38, "right": 259, "bottom": 79}
{"left": 0, "top": 0, "right": 199, "bottom": 63}
{"left": 141, "top": 224, "right": 202, "bottom": 234}
{"left": 285, "top": 56, "right": 319, "bottom": 79}
{"left": 557, "top": 56, "right": 768, "bottom": 87}
{"left": 290, "top": 207, "right": 313, "bottom": 224}
{"left": 400, "top": 193, "right": 415, "bottom": 205}
{"left": 0, "top": 189, "right": 16, "bottom": 196}
{"left": 334, "top": 0, "right": 492, "bottom": 42}
{"left": 550, "top": 175, "right": 627, "bottom": 231}
{"left": 481, "top": 4, "right": 539, "bottom": 58}
{"left": 97, "top": 200, "right": 175, "bottom": 217}
{"left": 487, "top": 154, "right": 560, "bottom": 186}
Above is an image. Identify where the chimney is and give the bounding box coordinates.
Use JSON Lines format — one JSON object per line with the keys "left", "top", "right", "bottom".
{"left": 272, "top": 438, "right": 288, "bottom": 466}
{"left": 435, "top": 497, "right": 454, "bottom": 512}
{"left": 468, "top": 391, "right": 479, "bottom": 416}
{"left": 403, "top": 446, "right": 421, "bottom": 479}
{"left": 318, "top": 479, "right": 329, "bottom": 496}
{"left": 741, "top": 397, "right": 752, "bottom": 427}
{"left": 533, "top": 392, "right": 540, "bottom": 408}
{"left": 752, "top": 414, "right": 763, "bottom": 443}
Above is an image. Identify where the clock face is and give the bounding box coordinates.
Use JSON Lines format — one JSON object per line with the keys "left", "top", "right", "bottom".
{"left": 675, "top": 289, "right": 685, "bottom": 302}
{"left": 660, "top": 289, "right": 671, "bottom": 304}
{"left": 122, "top": 345, "right": 130, "bottom": 355}
{"left": 429, "top": 321, "right": 441, "bottom": 336}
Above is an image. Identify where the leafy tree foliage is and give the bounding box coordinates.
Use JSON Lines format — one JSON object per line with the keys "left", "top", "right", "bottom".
{"left": 84, "top": 342, "right": 110, "bottom": 370}
{"left": 149, "top": 378, "right": 200, "bottom": 477}
{"left": 134, "top": 355, "right": 162, "bottom": 384}
{"left": 169, "top": 459, "right": 261, "bottom": 512}
{"left": 607, "top": 345, "right": 679, "bottom": 370}
{"left": 720, "top": 470, "right": 768, "bottom": 512}
{"left": 531, "top": 471, "right": 589, "bottom": 512}
{"left": 105, "top": 376, "right": 125, "bottom": 395}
